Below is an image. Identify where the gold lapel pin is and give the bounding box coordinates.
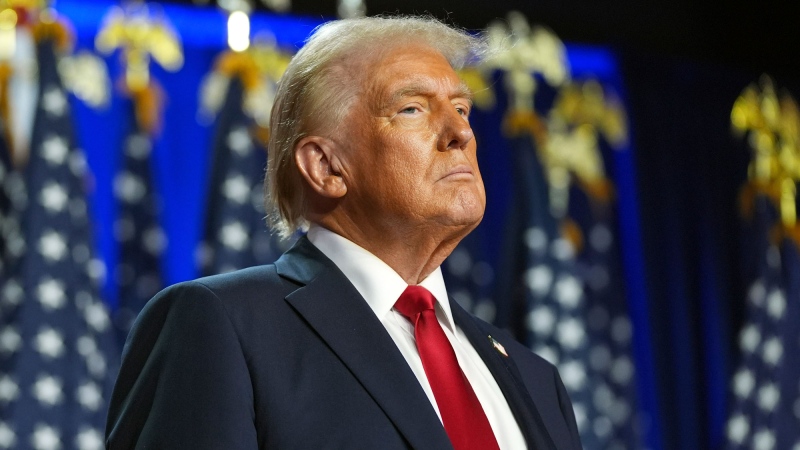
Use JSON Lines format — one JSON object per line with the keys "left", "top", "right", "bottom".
{"left": 488, "top": 335, "right": 509, "bottom": 357}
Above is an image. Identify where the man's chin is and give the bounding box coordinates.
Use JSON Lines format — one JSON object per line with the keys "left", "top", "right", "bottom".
{"left": 438, "top": 208, "right": 485, "bottom": 235}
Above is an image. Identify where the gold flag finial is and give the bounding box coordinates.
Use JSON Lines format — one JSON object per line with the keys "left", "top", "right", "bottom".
{"left": 0, "top": 0, "right": 52, "bottom": 59}
{"left": 95, "top": 3, "right": 182, "bottom": 134}
{"left": 734, "top": 75, "right": 800, "bottom": 230}
{"left": 95, "top": 2, "right": 183, "bottom": 92}
{"left": 200, "top": 32, "right": 293, "bottom": 143}
{"left": 483, "top": 11, "right": 570, "bottom": 113}
{"left": 541, "top": 80, "right": 628, "bottom": 217}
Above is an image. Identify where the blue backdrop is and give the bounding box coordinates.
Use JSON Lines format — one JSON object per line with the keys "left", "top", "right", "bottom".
{"left": 52, "top": 1, "right": 763, "bottom": 448}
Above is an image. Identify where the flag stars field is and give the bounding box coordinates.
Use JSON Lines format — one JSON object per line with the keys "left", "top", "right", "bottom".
{"left": 220, "top": 221, "right": 249, "bottom": 251}
{"left": 37, "top": 278, "right": 67, "bottom": 310}
{"left": 114, "top": 172, "right": 147, "bottom": 204}
{"left": 727, "top": 414, "right": 750, "bottom": 444}
{"left": 765, "top": 289, "right": 786, "bottom": 318}
{"left": 83, "top": 302, "right": 111, "bottom": 332}
{"left": 610, "top": 316, "right": 632, "bottom": 344}
{"left": 550, "top": 238, "right": 575, "bottom": 261}
{"left": 39, "top": 183, "right": 69, "bottom": 212}
{"left": 525, "top": 265, "right": 553, "bottom": 297}
{"left": 559, "top": 360, "right": 588, "bottom": 391}
{"left": 142, "top": 226, "right": 167, "bottom": 256}
{"left": 589, "top": 224, "right": 613, "bottom": 253}
{"left": 740, "top": 324, "right": 761, "bottom": 353}
{"left": 524, "top": 227, "right": 548, "bottom": 254}
{"left": 124, "top": 134, "right": 151, "bottom": 160}
{"left": 589, "top": 345, "right": 612, "bottom": 371}
{"left": 38, "top": 231, "right": 68, "bottom": 262}
{"left": 76, "top": 382, "right": 103, "bottom": 411}
{"left": 33, "top": 375, "right": 63, "bottom": 406}
{"left": 0, "top": 375, "right": 20, "bottom": 402}
{"left": 527, "top": 305, "right": 556, "bottom": 336}
{"left": 556, "top": 317, "right": 586, "bottom": 349}
{"left": 748, "top": 280, "right": 766, "bottom": 306}
{"left": 75, "top": 427, "right": 104, "bottom": 450}
{"left": 227, "top": 127, "right": 253, "bottom": 155}
{"left": 533, "top": 345, "right": 559, "bottom": 366}
{"left": 760, "top": 337, "right": 783, "bottom": 366}
{"left": 554, "top": 274, "right": 582, "bottom": 308}
{"left": 0, "top": 422, "right": 15, "bottom": 447}
{"left": 733, "top": 368, "right": 756, "bottom": 398}
{"left": 0, "top": 328, "right": 22, "bottom": 354}
{"left": 1, "top": 35, "right": 118, "bottom": 450}
{"left": 1, "top": 280, "right": 23, "bottom": 307}
{"left": 757, "top": 383, "right": 780, "bottom": 411}
{"left": 34, "top": 328, "right": 65, "bottom": 359}
{"left": 223, "top": 175, "right": 251, "bottom": 204}
{"left": 40, "top": 136, "right": 69, "bottom": 165}
{"left": 752, "top": 428, "right": 776, "bottom": 450}
{"left": 41, "top": 87, "right": 68, "bottom": 117}
{"left": 610, "top": 356, "right": 634, "bottom": 385}
{"left": 31, "top": 424, "right": 60, "bottom": 450}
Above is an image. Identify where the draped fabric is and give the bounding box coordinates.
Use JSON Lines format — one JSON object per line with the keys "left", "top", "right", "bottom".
{"left": 500, "top": 127, "right": 605, "bottom": 444}
{"left": 0, "top": 117, "right": 20, "bottom": 279}
{"left": 725, "top": 196, "right": 800, "bottom": 449}
{"left": 112, "top": 102, "right": 166, "bottom": 341}
{"left": 16, "top": 2, "right": 794, "bottom": 450}
{"left": 199, "top": 75, "right": 291, "bottom": 276}
{"left": 0, "top": 38, "right": 117, "bottom": 450}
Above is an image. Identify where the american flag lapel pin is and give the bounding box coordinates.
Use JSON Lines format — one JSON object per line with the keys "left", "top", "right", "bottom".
{"left": 488, "top": 335, "right": 508, "bottom": 357}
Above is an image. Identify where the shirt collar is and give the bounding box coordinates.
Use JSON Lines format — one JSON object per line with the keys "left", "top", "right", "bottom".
{"left": 306, "top": 224, "right": 455, "bottom": 330}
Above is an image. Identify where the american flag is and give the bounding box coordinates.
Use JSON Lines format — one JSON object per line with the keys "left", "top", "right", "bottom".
{"left": 198, "top": 75, "right": 290, "bottom": 275}
{"left": 500, "top": 123, "right": 641, "bottom": 449}
{"left": 442, "top": 230, "right": 499, "bottom": 325}
{"left": 726, "top": 195, "right": 800, "bottom": 450}
{"left": 112, "top": 100, "right": 165, "bottom": 341}
{"left": 568, "top": 185, "right": 642, "bottom": 449}
{"left": 0, "top": 124, "right": 23, "bottom": 280}
{"left": 0, "top": 37, "right": 117, "bottom": 450}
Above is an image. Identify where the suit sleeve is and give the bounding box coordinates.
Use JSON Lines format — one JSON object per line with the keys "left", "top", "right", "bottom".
{"left": 105, "top": 281, "right": 257, "bottom": 450}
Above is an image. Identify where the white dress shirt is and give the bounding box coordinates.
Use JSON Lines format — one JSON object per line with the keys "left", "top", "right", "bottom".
{"left": 307, "top": 225, "right": 527, "bottom": 449}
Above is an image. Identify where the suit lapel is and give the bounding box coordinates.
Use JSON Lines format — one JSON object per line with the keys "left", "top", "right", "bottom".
{"left": 451, "top": 301, "right": 558, "bottom": 450}
{"left": 276, "top": 238, "right": 453, "bottom": 450}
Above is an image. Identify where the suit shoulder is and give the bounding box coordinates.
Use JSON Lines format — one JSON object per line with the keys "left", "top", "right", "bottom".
{"left": 193, "top": 264, "right": 284, "bottom": 293}
{"left": 131, "top": 265, "right": 288, "bottom": 340}
{"left": 147, "top": 265, "right": 285, "bottom": 306}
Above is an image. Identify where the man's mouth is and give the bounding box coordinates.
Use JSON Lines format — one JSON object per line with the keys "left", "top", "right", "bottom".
{"left": 441, "top": 165, "right": 474, "bottom": 180}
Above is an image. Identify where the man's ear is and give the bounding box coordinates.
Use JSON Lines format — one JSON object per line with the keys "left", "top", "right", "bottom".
{"left": 294, "top": 136, "right": 347, "bottom": 199}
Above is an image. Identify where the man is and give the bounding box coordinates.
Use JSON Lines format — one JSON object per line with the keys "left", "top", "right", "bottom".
{"left": 106, "top": 16, "right": 581, "bottom": 450}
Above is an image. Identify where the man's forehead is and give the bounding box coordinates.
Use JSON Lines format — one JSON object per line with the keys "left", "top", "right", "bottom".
{"left": 359, "top": 47, "right": 472, "bottom": 103}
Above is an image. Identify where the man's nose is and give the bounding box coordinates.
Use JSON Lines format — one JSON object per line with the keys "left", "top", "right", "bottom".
{"left": 439, "top": 108, "right": 475, "bottom": 151}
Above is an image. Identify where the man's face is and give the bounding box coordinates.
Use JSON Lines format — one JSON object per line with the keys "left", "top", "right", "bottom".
{"left": 335, "top": 43, "right": 486, "bottom": 236}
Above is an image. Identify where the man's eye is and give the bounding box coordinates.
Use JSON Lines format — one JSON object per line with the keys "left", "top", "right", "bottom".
{"left": 401, "top": 106, "right": 419, "bottom": 114}
{"left": 456, "top": 107, "right": 469, "bottom": 117}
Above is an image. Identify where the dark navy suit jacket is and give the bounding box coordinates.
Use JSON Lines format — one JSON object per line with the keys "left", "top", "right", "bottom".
{"left": 105, "top": 237, "right": 581, "bottom": 449}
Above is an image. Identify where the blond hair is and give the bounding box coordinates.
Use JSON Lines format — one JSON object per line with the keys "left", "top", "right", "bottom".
{"left": 265, "top": 16, "right": 487, "bottom": 238}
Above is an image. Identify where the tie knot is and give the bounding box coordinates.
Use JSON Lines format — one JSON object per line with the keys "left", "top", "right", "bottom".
{"left": 394, "top": 285, "right": 436, "bottom": 321}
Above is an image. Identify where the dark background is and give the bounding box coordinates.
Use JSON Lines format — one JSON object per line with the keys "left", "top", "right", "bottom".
{"left": 80, "top": 2, "right": 800, "bottom": 448}
{"left": 252, "top": 2, "right": 799, "bottom": 449}
{"left": 179, "top": 0, "right": 800, "bottom": 77}
{"left": 203, "top": 2, "right": 798, "bottom": 448}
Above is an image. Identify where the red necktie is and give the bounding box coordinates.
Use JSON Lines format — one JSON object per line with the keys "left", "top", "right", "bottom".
{"left": 395, "top": 285, "right": 501, "bottom": 450}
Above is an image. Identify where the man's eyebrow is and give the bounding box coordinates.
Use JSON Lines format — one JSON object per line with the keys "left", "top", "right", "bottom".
{"left": 383, "top": 82, "right": 474, "bottom": 108}
{"left": 454, "top": 83, "right": 475, "bottom": 111}
{"left": 454, "top": 82, "right": 474, "bottom": 103}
